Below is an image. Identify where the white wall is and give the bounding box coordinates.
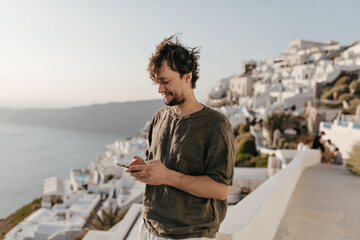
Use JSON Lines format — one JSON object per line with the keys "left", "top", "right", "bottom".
{"left": 254, "top": 82, "right": 269, "bottom": 96}
{"left": 320, "top": 120, "right": 360, "bottom": 159}
{"left": 216, "top": 149, "right": 320, "bottom": 240}
{"left": 283, "top": 92, "right": 312, "bottom": 110}
{"left": 229, "top": 76, "right": 254, "bottom": 97}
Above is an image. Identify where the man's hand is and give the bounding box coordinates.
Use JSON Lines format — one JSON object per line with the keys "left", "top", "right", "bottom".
{"left": 127, "top": 156, "right": 169, "bottom": 185}
{"left": 126, "top": 156, "right": 230, "bottom": 200}
{"left": 125, "top": 155, "right": 145, "bottom": 169}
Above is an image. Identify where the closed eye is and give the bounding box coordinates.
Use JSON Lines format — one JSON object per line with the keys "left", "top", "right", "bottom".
{"left": 155, "top": 75, "right": 173, "bottom": 83}
{"left": 155, "top": 80, "right": 170, "bottom": 85}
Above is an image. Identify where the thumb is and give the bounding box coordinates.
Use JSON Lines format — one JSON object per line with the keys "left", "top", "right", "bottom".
{"left": 132, "top": 155, "right": 145, "bottom": 164}
{"left": 132, "top": 155, "right": 142, "bottom": 161}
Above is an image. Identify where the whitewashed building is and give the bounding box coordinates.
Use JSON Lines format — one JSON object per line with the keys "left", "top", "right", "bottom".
{"left": 228, "top": 76, "right": 255, "bottom": 97}
{"left": 209, "top": 38, "right": 360, "bottom": 118}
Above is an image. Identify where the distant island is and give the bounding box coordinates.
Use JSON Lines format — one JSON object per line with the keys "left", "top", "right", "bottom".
{"left": 0, "top": 99, "right": 164, "bottom": 138}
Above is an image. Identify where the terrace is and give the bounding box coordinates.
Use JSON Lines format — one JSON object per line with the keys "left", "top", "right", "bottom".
{"left": 83, "top": 148, "right": 360, "bottom": 239}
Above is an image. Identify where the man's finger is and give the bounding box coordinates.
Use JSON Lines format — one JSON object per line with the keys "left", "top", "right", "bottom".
{"left": 129, "top": 164, "right": 147, "bottom": 172}
{"left": 130, "top": 170, "right": 147, "bottom": 178}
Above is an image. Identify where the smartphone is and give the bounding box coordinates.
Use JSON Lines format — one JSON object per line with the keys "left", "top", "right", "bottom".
{"left": 115, "top": 162, "right": 129, "bottom": 168}
{"left": 115, "top": 162, "right": 140, "bottom": 172}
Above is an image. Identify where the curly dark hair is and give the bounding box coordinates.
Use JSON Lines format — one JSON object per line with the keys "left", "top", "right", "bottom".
{"left": 148, "top": 34, "right": 200, "bottom": 89}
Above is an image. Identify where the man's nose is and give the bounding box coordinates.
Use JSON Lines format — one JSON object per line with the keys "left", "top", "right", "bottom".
{"left": 158, "top": 83, "right": 165, "bottom": 93}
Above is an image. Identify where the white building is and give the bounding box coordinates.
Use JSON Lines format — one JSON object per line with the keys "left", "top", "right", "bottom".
{"left": 5, "top": 193, "right": 100, "bottom": 240}
{"left": 291, "top": 64, "right": 315, "bottom": 87}
{"left": 42, "top": 177, "right": 64, "bottom": 206}
{"left": 213, "top": 105, "right": 254, "bottom": 126}
{"left": 229, "top": 76, "right": 255, "bottom": 97}
{"left": 320, "top": 112, "right": 360, "bottom": 159}
{"left": 253, "top": 80, "right": 270, "bottom": 97}
{"left": 335, "top": 40, "right": 360, "bottom": 66}
{"left": 313, "top": 60, "right": 336, "bottom": 83}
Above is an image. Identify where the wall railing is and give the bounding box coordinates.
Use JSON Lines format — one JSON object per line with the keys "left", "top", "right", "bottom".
{"left": 216, "top": 149, "right": 320, "bottom": 240}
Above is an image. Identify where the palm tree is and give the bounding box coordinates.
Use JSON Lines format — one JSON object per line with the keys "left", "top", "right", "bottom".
{"left": 88, "top": 206, "right": 128, "bottom": 231}
{"left": 265, "top": 112, "right": 292, "bottom": 146}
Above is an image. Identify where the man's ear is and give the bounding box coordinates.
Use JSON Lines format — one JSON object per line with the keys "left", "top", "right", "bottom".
{"left": 184, "top": 72, "right": 192, "bottom": 84}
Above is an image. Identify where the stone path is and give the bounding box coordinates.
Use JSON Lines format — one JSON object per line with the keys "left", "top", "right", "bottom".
{"left": 274, "top": 163, "right": 360, "bottom": 240}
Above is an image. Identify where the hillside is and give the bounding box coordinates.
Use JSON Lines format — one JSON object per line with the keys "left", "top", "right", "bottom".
{"left": 0, "top": 198, "right": 42, "bottom": 240}
{"left": 0, "top": 100, "right": 164, "bottom": 137}
{"left": 319, "top": 70, "right": 360, "bottom": 113}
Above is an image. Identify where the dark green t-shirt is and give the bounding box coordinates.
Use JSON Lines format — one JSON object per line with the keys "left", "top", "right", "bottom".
{"left": 143, "top": 105, "right": 235, "bottom": 239}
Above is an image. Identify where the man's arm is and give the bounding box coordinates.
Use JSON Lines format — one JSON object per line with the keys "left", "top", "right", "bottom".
{"left": 167, "top": 169, "right": 230, "bottom": 201}
{"left": 127, "top": 157, "right": 230, "bottom": 201}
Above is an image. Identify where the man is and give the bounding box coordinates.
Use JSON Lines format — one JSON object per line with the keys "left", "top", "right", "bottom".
{"left": 312, "top": 131, "right": 328, "bottom": 163}
{"left": 312, "top": 131, "right": 325, "bottom": 152}
{"left": 126, "top": 35, "right": 235, "bottom": 239}
{"left": 332, "top": 148, "right": 343, "bottom": 165}
{"left": 325, "top": 139, "right": 336, "bottom": 153}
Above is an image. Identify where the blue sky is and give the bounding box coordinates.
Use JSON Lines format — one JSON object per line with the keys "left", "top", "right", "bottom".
{"left": 0, "top": 0, "right": 359, "bottom": 108}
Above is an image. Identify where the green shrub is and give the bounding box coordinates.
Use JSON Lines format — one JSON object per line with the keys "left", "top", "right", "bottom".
{"left": 349, "top": 73, "right": 359, "bottom": 82}
{"left": 322, "top": 101, "right": 343, "bottom": 108}
{"left": 276, "top": 137, "right": 298, "bottom": 149}
{"left": 321, "top": 84, "right": 349, "bottom": 100}
{"left": 237, "top": 138, "right": 257, "bottom": 156}
{"left": 322, "top": 85, "right": 332, "bottom": 93}
{"left": 11, "top": 198, "right": 41, "bottom": 225}
{"left": 333, "top": 84, "right": 350, "bottom": 94}
{"left": 89, "top": 207, "right": 128, "bottom": 231}
{"left": 235, "top": 153, "right": 253, "bottom": 167}
{"left": 349, "top": 80, "right": 357, "bottom": 90}
{"left": 349, "top": 81, "right": 360, "bottom": 94}
{"left": 239, "top": 124, "right": 249, "bottom": 134}
{"left": 233, "top": 123, "right": 246, "bottom": 137}
{"left": 347, "top": 142, "right": 360, "bottom": 176}
{"left": 233, "top": 123, "right": 249, "bottom": 137}
{"left": 252, "top": 155, "right": 268, "bottom": 168}
{"left": 338, "top": 93, "right": 354, "bottom": 102}
{"left": 334, "top": 76, "right": 352, "bottom": 86}
{"left": 283, "top": 142, "right": 298, "bottom": 149}
{"left": 235, "top": 132, "right": 253, "bottom": 146}
{"left": 320, "top": 89, "right": 334, "bottom": 100}
{"left": 348, "top": 98, "right": 360, "bottom": 114}
{"left": 236, "top": 155, "right": 269, "bottom": 168}
{"left": 265, "top": 112, "right": 292, "bottom": 145}
{"left": 233, "top": 125, "right": 240, "bottom": 137}
{"left": 233, "top": 118, "right": 257, "bottom": 137}
{"left": 276, "top": 137, "right": 286, "bottom": 149}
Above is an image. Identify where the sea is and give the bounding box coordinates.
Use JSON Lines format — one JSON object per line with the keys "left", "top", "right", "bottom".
{"left": 0, "top": 122, "right": 126, "bottom": 219}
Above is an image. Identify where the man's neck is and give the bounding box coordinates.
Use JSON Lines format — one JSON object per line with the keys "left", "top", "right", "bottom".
{"left": 172, "top": 98, "right": 203, "bottom": 117}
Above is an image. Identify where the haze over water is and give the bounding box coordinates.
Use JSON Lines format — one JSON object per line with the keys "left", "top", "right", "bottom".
{"left": 0, "top": 122, "right": 124, "bottom": 219}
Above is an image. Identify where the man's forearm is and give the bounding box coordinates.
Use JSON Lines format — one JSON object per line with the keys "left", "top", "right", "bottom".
{"left": 128, "top": 159, "right": 230, "bottom": 200}
{"left": 166, "top": 169, "right": 230, "bottom": 201}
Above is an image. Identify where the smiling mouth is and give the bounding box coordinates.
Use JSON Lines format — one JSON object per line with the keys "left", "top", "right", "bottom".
{"left": 162, "top": 92, "right": 172, "bottom": 97}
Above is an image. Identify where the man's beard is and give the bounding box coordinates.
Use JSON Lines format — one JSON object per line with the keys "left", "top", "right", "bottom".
{"left": 163, "top": 92, "right": 184, "bottom": 106}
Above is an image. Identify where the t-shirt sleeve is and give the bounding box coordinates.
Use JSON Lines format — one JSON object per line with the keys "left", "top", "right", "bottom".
{"left": 204, "top": 119, "right": 235, "bottom": 186}
{"left": 145, "top": 110, "right": 161, "bottom": 162}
